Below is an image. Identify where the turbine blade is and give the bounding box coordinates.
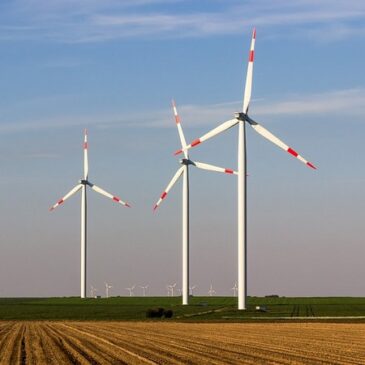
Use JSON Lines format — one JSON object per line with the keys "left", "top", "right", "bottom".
{"left": 247, "top": 117, "right": 316, "bottom": 169}
{"left": 172, "top": 100, "right": 188, "bottom": 158}
{"left": 89, "top": 182, "right": 131, "bottom": 207}
{"left": 153, "top": 166, "right": 184, "bottom": 211}
{"left": 192, "top": 160, "right": 238, "bottom": 175}
{"left": 49, "top": 184, "right": 82, "bottom": 211}
{"left": 84, "top": 129, "right": 89, "bottom": 180}
{"left": 174, "top": 119, "right": 238, "bottom": 155}
{"left": 243, "top": 28, "right": 256, "bottom": 113}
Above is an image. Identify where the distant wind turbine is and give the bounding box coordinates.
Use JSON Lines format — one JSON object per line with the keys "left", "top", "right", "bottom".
{"left": 105, "top": 282, "right": 112, "bottom": 298}
{"left": 189, "top": 285, "right": 197, "bottom": 296}
{"left": 125, "top": 285, "right": 136, "bottom": 297}
{"left": 231, "top": 282, "right": 238, "bottom": 297}
{"left": 90, "top": 285, "right": 98, "bottom": 298}
{"left": 50, "top": 130, "right": 131, "bottom": 299}
{"left": 140, "top": 285, "right": 148, "bottom": 297}
{"left": 175, "top": 29, "right": 316, "bottom": 310}
{"left": 208, "top": 284, "right": 216, "bottom": 297}
{"left": 167, "top": 283, "right": 177, "bottom": 297}
{"left": 154, "top": 101, "right": 236, "bottom": 306}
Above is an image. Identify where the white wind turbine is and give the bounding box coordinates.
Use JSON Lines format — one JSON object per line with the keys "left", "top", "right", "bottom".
{"left": 189, "top": 285, "right": 197, "bottom": 296}
{"left": 175, "top": 28, "right": 316, "bottom": 310}
{"left": 154, "top": 101, "right": 236, "bottom": 305}
{"left": 208, "top": 284, "right": 216, "bottom": 297}
{"left": 105, "top": 282, "right": 112, "bottom": 298}
{"left": 140, "top": 285, "right": 148, "bottom": 297}
{"left": 167, "top": 283, "right": 177, "bottom": 297}
{"left": 50, "top": 130, "right": 131, "bottom": 299}
{"left": 90, "top": 285, "right": 98, "bottom": 298}
{"left": 125, "top": 285, "right": 135, "bottom": 297}
{"left": 231, "top": 282, "right": 238, "bottom": 297}
{"left": 166, "top": 285, "right": 171, "bottom": 297}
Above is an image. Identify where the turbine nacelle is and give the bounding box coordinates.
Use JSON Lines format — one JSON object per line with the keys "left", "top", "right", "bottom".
{"left": 235, "top": 112, "right": 248, "bottom": 122}
{"left": 179, "top": 158, "right": 194, "bottom": 166}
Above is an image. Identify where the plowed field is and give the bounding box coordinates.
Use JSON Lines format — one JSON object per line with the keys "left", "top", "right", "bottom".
{"left": 0, "top": 322, "right": 364, "bottom": 364}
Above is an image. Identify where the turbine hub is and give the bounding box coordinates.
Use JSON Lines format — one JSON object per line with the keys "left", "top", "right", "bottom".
{"left": 235, "top": 112, "right": 247, "bottom": 121}
{"left": 79, "top": 179, "right": 88, "bottom": 185}
{"left": 180, "top": 158, "right": 192, "bottom": 165}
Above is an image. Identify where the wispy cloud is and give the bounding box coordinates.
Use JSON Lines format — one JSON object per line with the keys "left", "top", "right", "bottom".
{"left": 2, "top": 88, "right": 364, "bottom": 134}
{"left": 0, "top": 0, "right": 364, "bottom": 42}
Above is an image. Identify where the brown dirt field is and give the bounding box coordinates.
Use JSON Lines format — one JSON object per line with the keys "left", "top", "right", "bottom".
{"left": 0, "top": 322, "right": 364, "bottom": 364}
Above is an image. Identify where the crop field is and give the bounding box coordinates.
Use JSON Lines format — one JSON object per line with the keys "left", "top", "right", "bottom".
{"left": 1, "top": 297, "right": 365, "bottom": 321}
{"left": 0, "top": 321, "right": 364, "bottom": 364}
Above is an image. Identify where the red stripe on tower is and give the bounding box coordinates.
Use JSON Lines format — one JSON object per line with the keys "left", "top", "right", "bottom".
{"left": 287, "top": 148, "right": 298, "bottom": 157}
{"left": 249, "top": 50, "right": 254, "bottom": 62}
{"left": 191, "top": 139, "right": 201, "bottom": 147}
{"left": 225, "top": 169, "right": 234, "bottom": 174}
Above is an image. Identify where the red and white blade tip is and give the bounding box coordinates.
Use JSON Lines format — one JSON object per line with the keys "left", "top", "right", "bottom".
{"left": 49, "top": 199, "right": 64, "bottom": 211}
{"left": 287, "top": 147, "right": 317, "bottom": 169}
{"left": 153, "top": 191, "right": 168, "bottom": 211}
{"left": 112, "top": 196, "right": 131, "bottom": 207}
{"left": 84, "top": 129, "right": 88, "bottom": 149}
{"left": 252, "top": 28, "right": 256, "bottom": 39}
{"left": 171, "top": 99, "right": 181, "bottom": 125}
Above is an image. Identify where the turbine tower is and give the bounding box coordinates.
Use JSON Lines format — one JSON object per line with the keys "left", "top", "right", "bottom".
{"left": 50, "top": 130, "right": 130, "bottom": 298}
{"left": 175, "top": 29, "right": 316, "bottom": 310}
{"left": 154, "top": 101, "right": 236, "bottom": 305}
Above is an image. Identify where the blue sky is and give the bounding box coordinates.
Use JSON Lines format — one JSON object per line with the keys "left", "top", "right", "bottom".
{"left": 0, "top": 0, "right": 365, "bottom": 297}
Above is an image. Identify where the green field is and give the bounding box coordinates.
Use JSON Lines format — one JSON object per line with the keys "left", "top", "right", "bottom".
{"left": 1, "top": 296, "right": 365, "bottom": 321}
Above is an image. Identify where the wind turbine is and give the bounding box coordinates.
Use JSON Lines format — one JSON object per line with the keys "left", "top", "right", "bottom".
{"left": 50, "top": 129, "right": 131, "bottom": 299}
{"left": 189, "top": 285, "right": 197, "bottom": 296}
{"left": 175, "top": 29, "right": 316, "bottom": 310}
{"left": 208, "top": 284, "right": 216, "bottom": 297}
{"left": 166, "top": 285, "right": 171, "bottom": 297}
{"left": 154, "top": 101, "right": 236, "bottom": 305}
{"left": 90, "top": 285, "right": 98, "bottom": 298}
{"left": 167, "top": 283, "right": 177, "bottom": 297}
{"left": 125, "top": 285, "right": 135, "bottom": 297}
{"left": 140, "top": 285, "right": 148, "bottom": 297}
{"left": 231, "top": 282, "right": 238, "bottom": 297}
{"left": 105, "top": 282, "right": 112, "bottom": 298}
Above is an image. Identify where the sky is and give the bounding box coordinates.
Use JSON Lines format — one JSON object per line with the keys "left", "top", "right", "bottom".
{"left": 0, "top": 0, "right": 365, "bottom": 298}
